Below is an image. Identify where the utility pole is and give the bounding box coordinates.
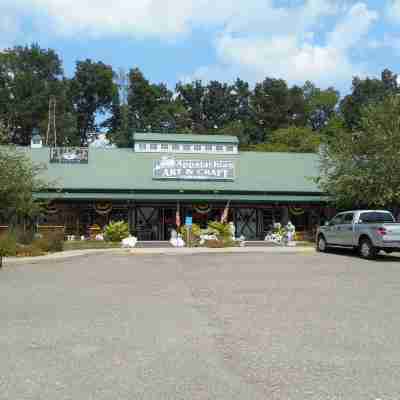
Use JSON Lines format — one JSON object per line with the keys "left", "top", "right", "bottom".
{"left": 46, "top": 96, "right": 57, "bottom": 146}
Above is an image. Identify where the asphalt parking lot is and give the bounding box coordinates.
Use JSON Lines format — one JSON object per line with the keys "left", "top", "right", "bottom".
{"left": 1, "top": 250, "right": 400, "bottom": 399}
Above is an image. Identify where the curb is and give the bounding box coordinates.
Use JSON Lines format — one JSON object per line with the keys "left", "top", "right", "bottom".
{"left": 2, "top": 246, "right": 315, "bottom": 265}
{"left": 129, "top": 246, "right": 315, "bottom": 256}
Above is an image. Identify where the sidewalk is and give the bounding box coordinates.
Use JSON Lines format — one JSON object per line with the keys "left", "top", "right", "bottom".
{"left": 2, "top": 245, "right": 315, "bottom": 265}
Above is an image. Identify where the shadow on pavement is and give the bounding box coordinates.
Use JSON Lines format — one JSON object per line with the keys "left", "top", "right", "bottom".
{"left": 325, "top": 247, "right": 400, "bottom": 262}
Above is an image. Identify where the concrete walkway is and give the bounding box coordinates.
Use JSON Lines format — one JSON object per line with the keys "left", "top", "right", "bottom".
{"left": 3, "top": 245, "right": 314, "bottom": 265}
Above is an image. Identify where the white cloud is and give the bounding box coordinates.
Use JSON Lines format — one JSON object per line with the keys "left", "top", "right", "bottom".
{"left": 386, "top": 0, "right": 400, "bottom": 22}
{"left": 2, "top": 0, "right": 340, "bottom": 39}
{"left": 0, "top": 0, "right": 379, "bottom": 89}
{"left": 191, "top": 2, "right": 378, "bottom": 88}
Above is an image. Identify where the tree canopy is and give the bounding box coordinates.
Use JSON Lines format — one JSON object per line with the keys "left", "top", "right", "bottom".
{"left": 0, "top": 146, "right": 50, "bottom": 224}
{"left": 1, "top": 43, "right": 400, "bottom": 156}
{"left": 318, "top": 95, "right": 400, "bottom": 209}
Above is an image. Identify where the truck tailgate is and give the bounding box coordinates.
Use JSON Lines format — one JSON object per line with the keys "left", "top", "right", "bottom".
{"left": 382, "top": 224, "right": 400, "bottom": 242}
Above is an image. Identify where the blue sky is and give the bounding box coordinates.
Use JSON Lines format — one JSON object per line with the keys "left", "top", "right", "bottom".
{"left": 1, "top": 0, "right": 400, "bottom": 94}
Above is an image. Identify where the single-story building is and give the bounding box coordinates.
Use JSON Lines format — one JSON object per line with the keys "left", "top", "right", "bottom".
{"left": 8, "top": 132, "right": 334, "bottom": 241}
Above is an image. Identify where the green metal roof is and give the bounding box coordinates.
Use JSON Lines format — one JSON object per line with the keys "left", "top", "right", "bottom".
{"left": 34, "top": 192, "right": 326, "bottom": 202}
{"left": 133, "top": 132, "right": 239, "bottom": 144}
{"left": 22, "top": 147, "right": 323, "bottom": 201}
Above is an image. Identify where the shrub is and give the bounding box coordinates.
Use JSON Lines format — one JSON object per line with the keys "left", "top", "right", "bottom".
{"left": 103, "top": 221, "right": 130, "bottom": 242}
{"left": 0, "top": 234, "right": 17, "bottom": 256}
{"left": 207, "top": 221, "right": 232, "bottom": 240}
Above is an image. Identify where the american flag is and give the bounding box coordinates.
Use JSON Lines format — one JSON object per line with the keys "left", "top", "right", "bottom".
{"left": 176, "top": 203, "right": 181, "bottom": 228}
{"left": 220, "top": 200, "right": 231, "bottom": 224}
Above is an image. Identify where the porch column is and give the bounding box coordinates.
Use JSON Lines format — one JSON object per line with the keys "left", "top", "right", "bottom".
{"left": 281, "top": 206, "right": 289, "bottom": 225}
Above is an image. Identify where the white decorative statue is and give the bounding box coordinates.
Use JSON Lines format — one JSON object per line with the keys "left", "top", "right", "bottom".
{"left": 229, "top": 222, "right": 236, "bottom": 241}
{"left": 285, "top": 221, "right": 296, "bottom": 246}
{"left": 170, "top": 231, "right": 185, "bottom": 247}
{"left": 122, "top": 235, "right": 138, "bottom": 248}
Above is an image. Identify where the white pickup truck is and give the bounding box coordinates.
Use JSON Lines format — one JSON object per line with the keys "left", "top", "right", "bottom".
{"left": 316, "top": 210, "right": 400, "bottom": 259}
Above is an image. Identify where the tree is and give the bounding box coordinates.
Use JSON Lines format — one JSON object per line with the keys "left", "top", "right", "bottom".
{"left": 71, "top": 59, "right": 117, "bottom": 145}
{"left": 319, "top": 95, "right": 400, "bottom": 209}
{"left": 176, "top": 80, "right": 206, "bottom": 133}
{"left": 303, "top": 81, "right": 339, "bottom": 131}
{"left": 0, "top": 44, "right": 64, "bottom": 145}
{"left": 0, "top": 146, "right": 50, "bottom": 226}
{"left": 340, "top": 69, "right": 398, "bottom": 130}
{"left": 127, "top": 68, "right": 177, "bottom": 133}
{"left": 249, "top": 126, "right": 321, "bottom": 153}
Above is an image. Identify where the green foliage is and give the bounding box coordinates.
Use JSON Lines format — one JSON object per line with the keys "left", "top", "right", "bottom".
{"left": 71, "top": 59, "right": 118, "bottom": 145}
{"left": 340, "top": 69, "right": 399, "bottom": 130}
{"left": 207, "top": 221, "right": 232, "bottom": 240}
{"left": 319, "top": 95, "right": 400, "bottom": 208}
{"left": 103, "top": 221, "right": 130, "bottom": 242}
{"left": 250, "top": 126, "right": 321, "bottom": 153}
{"left": 0, "top": 233, "right": 17, "bottom": 256}
{"left": 0, "top": 44, "right": 64, "bottom": 145}
{"left": 303, "top": 81, "right": 339, "bottom": 131}
{"left": 0, "top": 146, "right": 50, "bottom": 223}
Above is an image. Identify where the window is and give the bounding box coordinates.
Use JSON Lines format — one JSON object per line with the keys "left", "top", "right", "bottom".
{"left": 226, "top": 145, "right": 234, "bottom": 152}
{"left": 205, "top": 144, "right": 213, "bottom": 152}
{"left": 161, "top": 143, "right": 169, "bottom": 151}
{"left": 343, "top": 213, "right": 354, "bottom": 224}
{"left": 172, "top": 144, "right": 181, "bottom": 152}
{"left": 330, "top": 214, "right": 344, "bottom": 225}
{"left": 139, "top": 143, "right": 147, "bottom": 151}
{"left": 150, "top": 143, "right": 158, "bottom": 151}
{"left": 216, "top": 145, "right": 224, "bottom": 152}
{"left": 194, "top": 144, "right": 202, "bottom": 152}
{"left": 359, "top": 212, "right": 394, "bottom": 223}
{"left": 183, "top": 144, "right": 192, "bottom": 152}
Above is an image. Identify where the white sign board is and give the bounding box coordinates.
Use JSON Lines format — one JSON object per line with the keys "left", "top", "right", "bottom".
{"left": 153, "top": 157, "right": 235, "bottom": 181}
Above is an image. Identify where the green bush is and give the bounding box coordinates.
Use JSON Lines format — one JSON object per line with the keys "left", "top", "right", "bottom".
{"left": 207, "top": 221, "right": 232, "bottom": 240}
{"left": 0, "top": 234, "right": 17, "bottom": 256}
{"left": 103, "top": 221, "right": 130, "bottom": 242}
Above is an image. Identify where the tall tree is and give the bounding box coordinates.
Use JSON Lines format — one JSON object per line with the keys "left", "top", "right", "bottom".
{"left": 319, "top": 95, "right": 400, "bottom": 208}
{"left": 251, "top": 78, "right": 306, "bottom": 143}
{"left": 71, "top": 59, "right": 117, "bottom": 145}
{"left": 303, "top": 81, "right": 339, "bottom": 131}
{"left": 0, "top": 146, "right": 50, "bottom": 225}
{"left": 127, "top": 68, "right": 177, "bottom": 132}
{"left": 176, "top": 80, "right": 206, "bottom": 133}
{"left": 0, "top": 44, "right": 64, "bottom": 145}
{"left": 340, "top": 69, "right": 398, "bottom": 130}
{"left": 250, "top": 126, "right": 321, "bottom": 153}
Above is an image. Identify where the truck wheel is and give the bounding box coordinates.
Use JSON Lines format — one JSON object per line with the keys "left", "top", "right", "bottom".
{"left": 359, "top": 238, "right": 377, "bottom": 259}
{"left": 317, "top": 235, "right": 328, "bottom": 252}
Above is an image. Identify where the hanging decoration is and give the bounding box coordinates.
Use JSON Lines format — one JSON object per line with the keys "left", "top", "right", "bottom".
{"left": 45, "top": 202, "right": 59, "bottom": 214}
{"left": 194, "top": 204, "right": 212, "bottom": 214}
{"left": 289, "top": 206, "right": 305, "bottom": 216}
{"left": 94, "top": 202, "right": 113, "bottom": 215}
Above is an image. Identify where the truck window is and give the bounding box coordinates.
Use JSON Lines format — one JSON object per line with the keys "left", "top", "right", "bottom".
{"left": 331, "top": 214, "right": 344, "bottom": 225}
{"left": 343, "top": 213, "right": 354, "bottom": 224}
{"left": 359, "top": 212, "right": 394, "bottom": 223}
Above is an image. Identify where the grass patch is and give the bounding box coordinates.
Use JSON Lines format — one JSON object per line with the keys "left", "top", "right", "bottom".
{"left": 64, "top": 241, "right": 122, "bottom": 251}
